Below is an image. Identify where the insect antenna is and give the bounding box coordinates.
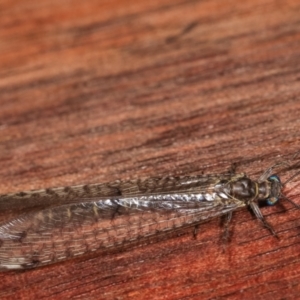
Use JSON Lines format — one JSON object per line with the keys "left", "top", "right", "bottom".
{"left": 280, "top": 194, "right": 300, "bottom": 209}
{"left": 282, "top": 170, "right": 300, "bottom": 185}
{"left": 281, "top": 170, "right": 300, "bottom": 209}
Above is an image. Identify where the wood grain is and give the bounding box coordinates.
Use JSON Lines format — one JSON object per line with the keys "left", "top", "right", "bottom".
{"left": 1, "top": 0, "right": 300, "bottom": 299}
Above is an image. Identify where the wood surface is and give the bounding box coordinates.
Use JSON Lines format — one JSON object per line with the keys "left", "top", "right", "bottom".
{"left": 1, "top": 0, "right": 300, "bottom": 299}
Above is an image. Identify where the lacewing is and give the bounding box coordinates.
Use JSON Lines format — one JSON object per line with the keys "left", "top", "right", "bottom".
{"left": 0, "top": 166, "right": 298, "bottom": 270}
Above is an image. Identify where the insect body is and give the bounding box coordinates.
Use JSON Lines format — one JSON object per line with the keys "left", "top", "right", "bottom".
{"left": 0, "top": 170, "right": 295, "bottom": 270}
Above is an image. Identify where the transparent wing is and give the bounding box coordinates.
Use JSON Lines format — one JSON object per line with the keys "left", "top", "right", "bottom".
{"left": 0, "top": 193, "right": 244, "bottom": 270}
{"left": 0, "top": 174, "right": 244, "bottom": 223}
{"left": 0, "top": 174, "right": 243, "bottom": 209}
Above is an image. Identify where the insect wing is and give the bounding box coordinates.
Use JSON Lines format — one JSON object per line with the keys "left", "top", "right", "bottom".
{"left": 0, "top": 174, "right": 238, "bottom": 211}
{"left": 0, "top": 194, "right": 242, "bottom": 270}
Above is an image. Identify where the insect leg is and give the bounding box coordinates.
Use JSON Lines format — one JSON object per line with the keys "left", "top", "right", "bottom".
{"left": 249, "top": 202, "right": 278, "bottom": 238}
{"left": 228, "top": 162, "right": 237, "bottom": 175}
{"left": 259, "top": 161, "right": 290, "bottom": 182}
{"left": 221, "top": 212, "right": 233, "bottom": 243}
{"left": 193, "top": 224, "right": 199, "bottom": 239}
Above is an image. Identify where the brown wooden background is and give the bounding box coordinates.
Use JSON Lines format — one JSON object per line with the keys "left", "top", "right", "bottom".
{"left": 1, "top": 0, "right": 300, "bottom": 299}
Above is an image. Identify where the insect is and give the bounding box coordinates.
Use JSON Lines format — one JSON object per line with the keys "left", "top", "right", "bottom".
{"left": 0, "top": 164, "right": 298, "bottom": 271}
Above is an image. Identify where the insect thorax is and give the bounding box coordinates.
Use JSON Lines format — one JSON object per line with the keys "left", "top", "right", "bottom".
{"left": 214, "top": 176, "right": 278, "bottom": 203}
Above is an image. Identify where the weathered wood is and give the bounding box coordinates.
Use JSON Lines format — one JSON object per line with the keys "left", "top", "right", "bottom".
{"left": 1, "top": 0, "right": 300, "bottom": 299}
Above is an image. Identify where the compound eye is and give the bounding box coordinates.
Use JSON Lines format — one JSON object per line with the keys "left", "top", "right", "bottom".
{"left": 268, "top": 174, "right": 281, "bottom": 183}
{"left": 266, "top": 174, "right": 281, "bottom": 206}
{"left": 267, "top": 196, "right": 278, "bottom": 206}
